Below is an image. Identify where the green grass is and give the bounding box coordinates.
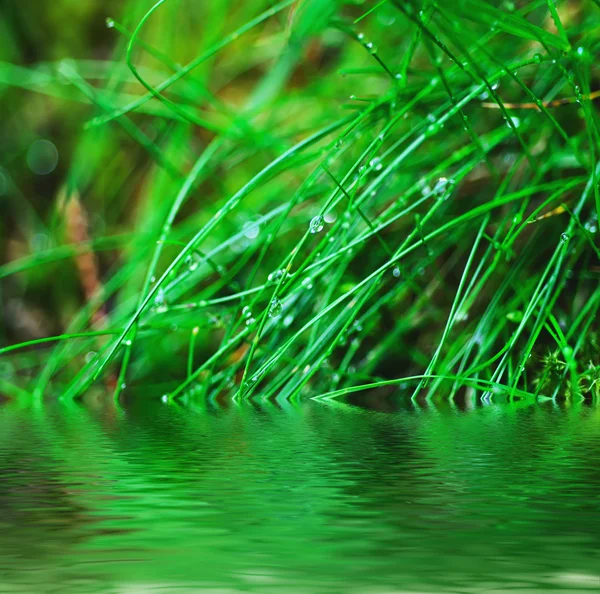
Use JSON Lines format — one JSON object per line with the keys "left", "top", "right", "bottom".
{"left": 1, "top": 0, "right": 599, "bottom": 405}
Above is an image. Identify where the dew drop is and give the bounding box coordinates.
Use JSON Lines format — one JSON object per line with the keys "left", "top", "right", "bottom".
{"left": 268, "top": 269, "right": 285, "bottom": 282}
{"left": 369, "top": 157, "right": 383, "bottom": 171}
{"left": 575, "top": 46, "right": 590, "bottom": 63}
{"left": 432, "top": 176, "right": 454, "bottom": 198}
{"left": 532, "top": 53, "right": 542, "bottom": 64}
{"left": 365, "top": 42, "right": 377, "bottom": 54}
{"left": 426, "top": 122, "right": 440, "bottom": 137}
{"left": 153, "top": 287, "right": 167, "bottom": 313}
{"left": 392, "top": 266, "right": 401, "bottom": 278}
{"left": 506, "top": 311, "right": 523, "bottom": 323}
{"left": 242, "top": 305, "right": 252, "bottom": 319}
{"left": 161, "top": 394, "right": 168, "bottom": 403}
{"left": 269, "top": 298, "right": 283, "bottom": 318}
{"left": 185, "top": 254, "right": 199, "bottom": 271}
{"left": 302, "top": 277, "right": 314, "bottom": 290}
{"left": 105, "top": 17, "right": 115, "bottom": 28}
{"left": 309, "top": 215, "right": 324, "bottom": 234}
{"left": 560, "top": 232, "right": 570, "bottom": 243}
{"left": 243, "top": 220, "right": 260, "bottom": 239}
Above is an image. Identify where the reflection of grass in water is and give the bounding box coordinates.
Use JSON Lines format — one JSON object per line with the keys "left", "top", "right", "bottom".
{"left": 0, "top": 0, "right": 599, "bottom": 404}
{"left": 0, "top": 400, "right": 599, "bottom": 591}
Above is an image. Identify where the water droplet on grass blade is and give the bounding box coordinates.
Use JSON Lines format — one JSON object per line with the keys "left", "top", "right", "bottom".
{"left": 269, "top": 298, "right": 282, "bottom": 318}
{"left": 309, "top": 215, "right": 324, "bottom": 234}
{"left": 562, "top": 345, "right": 574, "bottom": 360}
{"left": 153, "top": 287, "right": 167, "bottom": 313}
{"left": 392, "top": 266, "right": 401, "bottom": 278}
{"left": 426, "top": 122, "right": 440, "bottom": 137}
{"left": 560, "top": 233, "right": 570, "bottom": 243}
{"left": 369, "top": 157, "right": 383, "bottom": 171}
{"left": 243, "top": 220, "right": 260, "bottom": 239}
{"left": 185, "top": 254, "right": 199, "bottom": 271}
{"left": 106, "top": 17, "right": 115, "bottom": 28}
{"left": 506, "top": 311, "right": 524, "bottom": 323}
{"left": 302, "top": 277, "right": 313, "bottom": 290}
{"left": 432, "top": 177, "right": 454, "bottom": 198}
{"left": 268, "top": 269, "right": 285, "bottom": 282}
{"left": 365, "top": 42, "right": 377, "bottom": 54}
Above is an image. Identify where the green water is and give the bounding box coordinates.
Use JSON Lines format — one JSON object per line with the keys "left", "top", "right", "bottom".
{"left": 1, "top": 399, "right": 599, "bottom": 593}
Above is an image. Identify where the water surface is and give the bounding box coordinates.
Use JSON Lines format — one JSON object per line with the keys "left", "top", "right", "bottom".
{"left": 1, "top": 399, "right": 599, "bottom": 593}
